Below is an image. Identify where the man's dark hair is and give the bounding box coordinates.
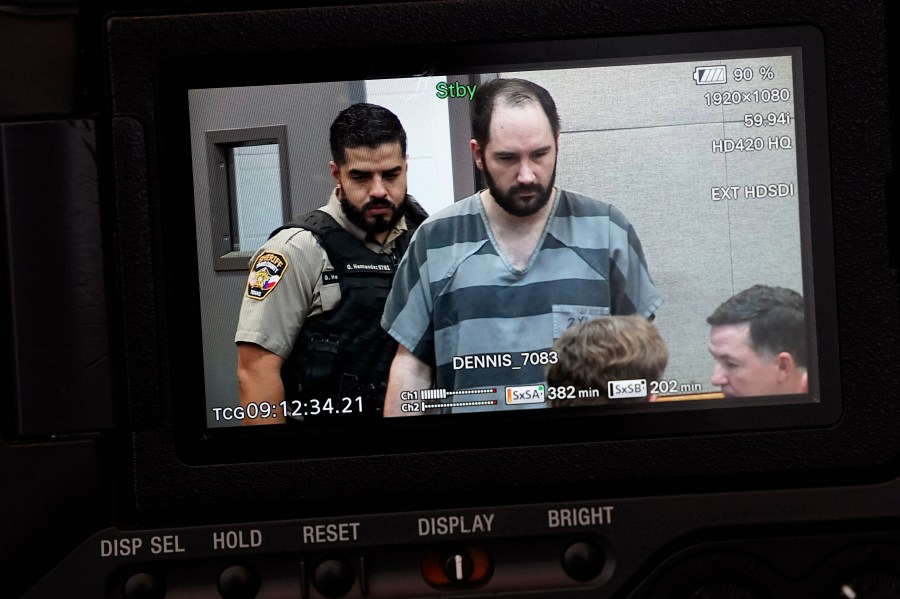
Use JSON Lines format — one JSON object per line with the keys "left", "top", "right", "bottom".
{"left": 329, "top": 103, "right": 407, "bottom": 166}
{"left": 470, "top": 78, "right": 561, "bottom": 148}
{"left": 707, "top": 285, "right": 807, "bottom": 368}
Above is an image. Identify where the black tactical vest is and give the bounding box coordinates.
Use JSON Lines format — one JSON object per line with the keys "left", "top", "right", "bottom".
{"left": 278, "top": 208, "right": 420, "bottom": 417}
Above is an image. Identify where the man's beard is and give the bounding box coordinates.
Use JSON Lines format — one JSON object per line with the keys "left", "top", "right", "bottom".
{"left": 339, "top": 189, "right": 408, "bottom": 234}
{"left": 482, "top": 161, "right": 556, "bottom": 217}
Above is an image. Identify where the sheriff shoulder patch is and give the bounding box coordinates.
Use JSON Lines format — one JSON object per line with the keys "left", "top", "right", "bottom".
{"left": 246, "top": 251, "right": 289, "bottom": 300}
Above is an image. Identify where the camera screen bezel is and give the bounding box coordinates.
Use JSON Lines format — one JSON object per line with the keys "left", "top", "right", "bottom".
{"left": 151, "top": 26, "right": 841, "bottom": 465}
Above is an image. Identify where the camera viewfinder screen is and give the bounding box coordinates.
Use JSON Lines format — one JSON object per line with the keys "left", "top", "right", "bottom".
{"left": 185, "top": 30, "right": 832, "bottom": 432}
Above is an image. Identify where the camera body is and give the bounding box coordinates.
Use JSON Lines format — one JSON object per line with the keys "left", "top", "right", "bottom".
{"left": 2, "top": 0, "right": 898, "bottom": 597}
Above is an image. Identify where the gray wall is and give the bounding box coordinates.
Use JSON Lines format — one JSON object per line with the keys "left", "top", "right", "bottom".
{"left": 191, "top": 54, "right": 806, "bottom": 423}
{"left": 189, "top": 82, "right": 351, "bottom": 423}
{"left": 505, "top": 55, "right": 803, "bottom": 391}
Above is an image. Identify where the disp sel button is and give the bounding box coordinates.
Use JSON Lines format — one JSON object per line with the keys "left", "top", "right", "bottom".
{"left": 123, "top": 572, "right": 166, "bottom": 599}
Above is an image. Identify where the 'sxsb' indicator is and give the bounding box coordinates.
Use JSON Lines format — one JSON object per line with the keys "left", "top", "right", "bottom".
{"left": 693, "top": 66, "right": 727, "bottom": 85}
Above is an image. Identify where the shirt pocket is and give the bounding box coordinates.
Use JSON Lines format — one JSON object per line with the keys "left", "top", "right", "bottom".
{"left": 318, "top": 271, "right": 342, "bottom": 312}
{"left": 551, "top": 304, "right": 610, "bottom": 340}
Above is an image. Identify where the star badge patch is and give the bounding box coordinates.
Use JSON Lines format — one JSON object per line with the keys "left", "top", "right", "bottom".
{"left": 246, "top": 252, "right": 288, "bottom": 300}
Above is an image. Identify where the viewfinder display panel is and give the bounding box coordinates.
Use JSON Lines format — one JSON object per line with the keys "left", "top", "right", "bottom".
{"left": 183, "top": 30, "right": 834, "bottom": 437}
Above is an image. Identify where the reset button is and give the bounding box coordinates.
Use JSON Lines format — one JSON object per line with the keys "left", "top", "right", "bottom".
{"left": 313, "top": 558, "right": 355, "bottom": 597}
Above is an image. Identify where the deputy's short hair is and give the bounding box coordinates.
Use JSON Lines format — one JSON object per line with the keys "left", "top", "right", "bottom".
{"left": 330, "top": 103, "right": 407, "bottom": 166}
{"left": 546, "top": 315, "right": 668, "bottom": 405}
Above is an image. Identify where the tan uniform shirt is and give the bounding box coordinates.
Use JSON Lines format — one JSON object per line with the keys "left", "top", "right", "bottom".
{"left": 234, "top": 189, "right": 408, "bottom": 359}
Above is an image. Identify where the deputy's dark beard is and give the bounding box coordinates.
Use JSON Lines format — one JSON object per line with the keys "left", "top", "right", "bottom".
{"left": 482, "top": 161, "right": 556, "bottom": 217}
{"left": 339, "top": 190, "right": 408, "bottom": 234}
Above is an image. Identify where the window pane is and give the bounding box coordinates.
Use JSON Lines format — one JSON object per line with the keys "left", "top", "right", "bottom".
{"left": 231, "top": 144, "right": 283, "bottom": 252}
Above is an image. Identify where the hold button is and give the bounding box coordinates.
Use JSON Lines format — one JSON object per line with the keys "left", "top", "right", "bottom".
{"left": 218, "top": 564, "right": 260, "bottom": 599}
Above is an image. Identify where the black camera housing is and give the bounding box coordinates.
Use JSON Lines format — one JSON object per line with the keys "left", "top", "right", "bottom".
{"left": 109, "top": 0, "right": 893, "bottom": 515}
{"left": 2, "top": 0, "right": 897, "bottom": 597}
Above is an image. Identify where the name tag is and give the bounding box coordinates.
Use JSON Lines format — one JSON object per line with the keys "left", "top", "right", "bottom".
{"left": 551, "top": 304, "right": 610, "bottom": 339}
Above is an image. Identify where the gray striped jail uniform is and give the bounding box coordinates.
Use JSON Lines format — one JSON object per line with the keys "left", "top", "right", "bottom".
{"left": 381, "top": 189, "right": 662, "bottom": 413}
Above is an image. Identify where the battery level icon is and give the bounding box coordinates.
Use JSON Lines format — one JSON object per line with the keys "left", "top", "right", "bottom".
{"left": 693, "top": 66, "right": 727, "bottom": 85}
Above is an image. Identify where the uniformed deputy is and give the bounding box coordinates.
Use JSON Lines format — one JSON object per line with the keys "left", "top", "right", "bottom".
{"left": 235, "top": 103, "right": 427, "bottom": 424}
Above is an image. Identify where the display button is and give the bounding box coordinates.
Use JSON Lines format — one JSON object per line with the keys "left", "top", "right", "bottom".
{"left": 313, "top": 558, "right": 355, "bottom": 597}
{"left": 444, "top": 552, "right": 475, "bottom": 582}
{"left": 123, "top": 572, "right": 166, "bottom": 599}
{"left": 562, "top": 541, "right": 605, "bottom": 581}
{"left": 422, "top": 545, "right": 493, "bottom": 586}
{"left": 217, "top": 564, "right": 260, "bottom": 599}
